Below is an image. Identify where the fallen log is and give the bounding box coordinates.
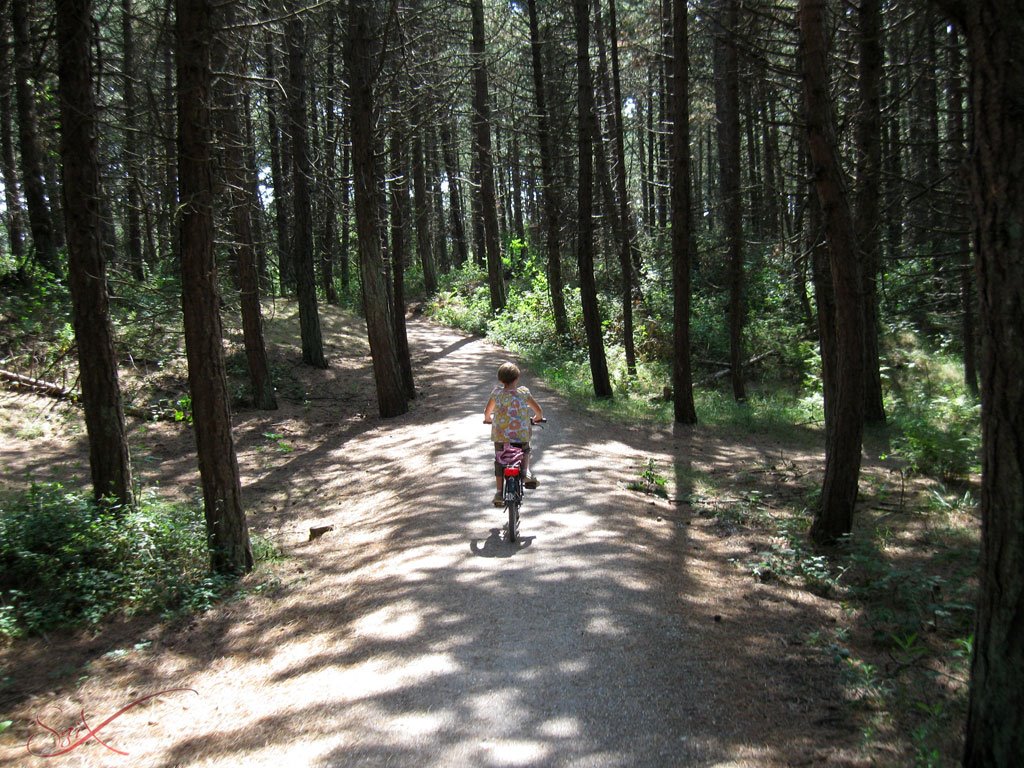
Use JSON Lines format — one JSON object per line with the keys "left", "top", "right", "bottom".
{"left": 1, "top": 368, "right": 181, "bottom": 422}
{"left": 0, "top": 368, "right": 76, "bottom": 399}
{"left": 696, "top": 350, "right": 777, "bottom": 387}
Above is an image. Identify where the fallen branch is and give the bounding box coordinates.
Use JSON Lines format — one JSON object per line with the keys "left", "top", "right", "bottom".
{"left": 0, "top": 368, "right": 76, "bottom": 399}
{"left": 696, "top": 350, "right": 777, "bottom": 387}
{"left": 1, "top": 368, "right": 182, "bottom": 422}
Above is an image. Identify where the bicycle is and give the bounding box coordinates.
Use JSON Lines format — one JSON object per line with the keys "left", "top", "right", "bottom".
{"left": 493, "top": 418, "right": 546, "bottom": 543}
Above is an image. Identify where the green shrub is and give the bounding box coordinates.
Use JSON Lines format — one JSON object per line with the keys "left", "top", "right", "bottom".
{"left": 0, "top": 484, "right": 265, "bottom": 639}
{"left": 427, "top": 262, "right": 492, "bottom": 335}
{"left": 890, "top": 394, "right": 980, "bottom": 482}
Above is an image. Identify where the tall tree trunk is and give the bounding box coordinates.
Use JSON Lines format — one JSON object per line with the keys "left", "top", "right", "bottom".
{"left": 0, "top": 9, "right": 26, "bottom": 265}
{"left": 441, "top": 121, "right": 469, "bottom": 268}
{"left": 713, "top": 0, "right": 746, "bottom": 403}
{"left": 854, "top": 0, "right": 885, "bottom": 424}
{"left": 607, "top": 0, "right": 642, "bottom": 372}
{"left": 799, "top": 0, "right": 865, "bottom": 545}
{"left": 346, "top": 0, "right": 408, "bottom": 418}
{"left": 636, "top": 89, "right": 650, "bottom": 235}
{"left": 215, "top": 2, "right": 277, "bottom": 411}
{"left": 285, "top": 2, "right": 326, "bottom": 369}
{"left": 510, "top": 129, "right": 525, "bottom": 243}
{"left": 656, "top": 0, "right": 670, "bottom": 230}
{"left": 946, "top": 26, "right": 977, "bottom": 396}
{"left": 338, "top": 107, "right": 352, "bottom": 294}
{"left": 161, "top": 41, "right": 177, "bottom": 267}
{"left": 242, "top": 91, "right": 271, "bottom": 292}
{"left": 426, "top": 126, "right": 449, "bottom": 274}
{"left": 592, "top": 0, "right": 636, "bottom": 376}
{"left": 10, "top": 0, "right": 57, "bottom": 274}
{"left": 265, "top": 22, "right": 291, "bottom": 295}
{"left": 575, "top": 0, "right": 612, "bottom": 398}
{"left": 928, "top": 3, "right": 1024, "bottom": 763}
{"left": 882, "top": 42, "right": 904, "bottom": 270}
{"left": 526, "top": 0, "right": 569, "bottom": 338}
{"left": 56, "top": 0, "right": 134, "bottom": 508}
{"left": 412, "top": 124, "right": 438, "bottom": 295}
{"left": 177, "top": 0, "right": 253, "bottom": 575}
{"left": 320, "top": 17, "right": 339, "bottom": 305}
{"left": 469, "top": 0, "right": 505, "bottom": 312}
{"left": 810, "top": 191, "right": 837, "bottom": 434}
{"left": 670, "top": 0, "right": 696, "bottom": 424}
{"left": 470, "top": 136, "right": 485, "bottom": 267}
{"left": 121, "top": 0, "right": 144, "bottom": 280}
{"left": 389, "top": 131, "right": 416, "bottom": 400}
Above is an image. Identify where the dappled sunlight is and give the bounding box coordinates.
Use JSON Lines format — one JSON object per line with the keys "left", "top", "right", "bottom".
{"left": 352, "top": 603, "right": 424, "bottom": 641}
{"left": 1, "top": 316, "right": 855, "bottom": 768}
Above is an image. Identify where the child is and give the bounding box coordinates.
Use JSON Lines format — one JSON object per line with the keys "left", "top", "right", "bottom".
{"left": 483, "top": 361, "right": 544, "bottom": 507}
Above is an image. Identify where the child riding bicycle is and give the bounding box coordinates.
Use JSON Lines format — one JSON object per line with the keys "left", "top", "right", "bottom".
{"left": 483, "top": 362, "right": 544, "bottom": 507}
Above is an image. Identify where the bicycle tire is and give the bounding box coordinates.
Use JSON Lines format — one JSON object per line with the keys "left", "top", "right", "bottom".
{"left": 507, "top": 497, "right": 520, "bottom": 542}
{"left": 505, "top": 476, "right": 521, "bottom": 542}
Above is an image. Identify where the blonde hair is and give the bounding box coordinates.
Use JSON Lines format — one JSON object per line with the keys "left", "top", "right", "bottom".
{"left": 497, "top": 362, "right": 520, "bottom": 384}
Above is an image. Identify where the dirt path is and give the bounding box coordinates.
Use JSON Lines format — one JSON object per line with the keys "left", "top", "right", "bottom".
{"left": 1, "top": 315, "right": 861, "bottom": 767}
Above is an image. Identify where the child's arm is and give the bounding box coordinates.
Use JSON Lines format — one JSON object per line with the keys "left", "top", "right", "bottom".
{"left": 483, "top": 396, "right": 496, "bottom": 423}
{"left": 526, "top": 394, "right": 544, "bottom": 423}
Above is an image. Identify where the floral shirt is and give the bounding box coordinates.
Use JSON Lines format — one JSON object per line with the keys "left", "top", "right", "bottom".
{"left": 490, "top": 385, "right": 533, "bottom": 444}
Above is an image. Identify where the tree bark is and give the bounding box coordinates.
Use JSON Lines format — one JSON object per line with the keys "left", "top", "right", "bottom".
{"left": 340, "top": 107, "right": 352, "bottom": 293}
{"left": 214, "top": 1, "right": 277, "bottom": 411}
{"left": 285, "top": 2, "right": 327, "bottom": 369}
{"left": 426, "top": 126, "right": 449, "bottom": 274}
{"left": 320, "top": 17, "right": 339, "bottom": 306}
{"left": 946, "top": 26, "right": 977, "bottom": 396}
{"left": 0, "top": 8, "right": 26, "bottom": 265}
{"left": 177, "top": 0, "right": 253, "bottom": 574}
{"left": 441, "top": 121, "right": 469, "bottom": 268}
{"left": 265, "top": 20, "right": 291, "bottom": 295}
{"left": 161, "top": 41, "right": 178, "bottom": 267}
{"left": 928, "top": 2, "right": 1024, "bottom": 762}
{"left": 854, "top": 0, "right": 886, "bottom": 424}
{"left": 670, "top": 0, "right": 696, "bottom": 424}
{"left": 412, "top": 124, "right": 438, "bottom": 295}
{"left": 469, "top": 0, "right": 505, "bottom": 312}
{"left": 389, "top": 130, "right": 416, "bottom": 400}
{"left": 575, "top": 0, "right": 612, "bottom": 399}
{"left": 56, "top": 0, "right": 134, "bottom": 508}
{"left": 526, "top": 0, "right": 569, "bottom": 338}
{"left": 607, "top": 0, "right": 642, "bottom": 373}
{"left": 346, "top": 0, "right": 408, "bottom": 418}
{"left": 11, "top": 0, "right": 57, "bottom": 274}
{"left": 798, "top": 0, "right": 865, "bottom": 545}
{"left": 592, "top": 0, "right": 636, "bottom": 376}
{"left": 121, "top": 0, "right": 144, "bottom": 280}
{"left": 713, "top": 0, "right": 746, "bottom": 403}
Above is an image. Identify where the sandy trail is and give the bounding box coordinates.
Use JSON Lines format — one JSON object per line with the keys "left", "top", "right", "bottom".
{"left": 1, "top": 316, "right": 852, "bottom": 767}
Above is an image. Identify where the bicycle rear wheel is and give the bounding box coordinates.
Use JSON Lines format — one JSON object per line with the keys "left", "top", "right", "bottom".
{"left": 507, "top": 497, "right": 520, "bottom": 542}
{"left": 505, "top": 476, "right": 521, "bottom": 542}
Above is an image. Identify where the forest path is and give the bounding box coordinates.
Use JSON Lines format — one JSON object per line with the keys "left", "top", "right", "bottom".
{"left": 2, "top": 315, "right": 852, "bottom": 767}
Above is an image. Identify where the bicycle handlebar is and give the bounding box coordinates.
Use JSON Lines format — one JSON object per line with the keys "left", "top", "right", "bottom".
{"left": 483, "top": 417, "right": 547, "bottom": 425}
